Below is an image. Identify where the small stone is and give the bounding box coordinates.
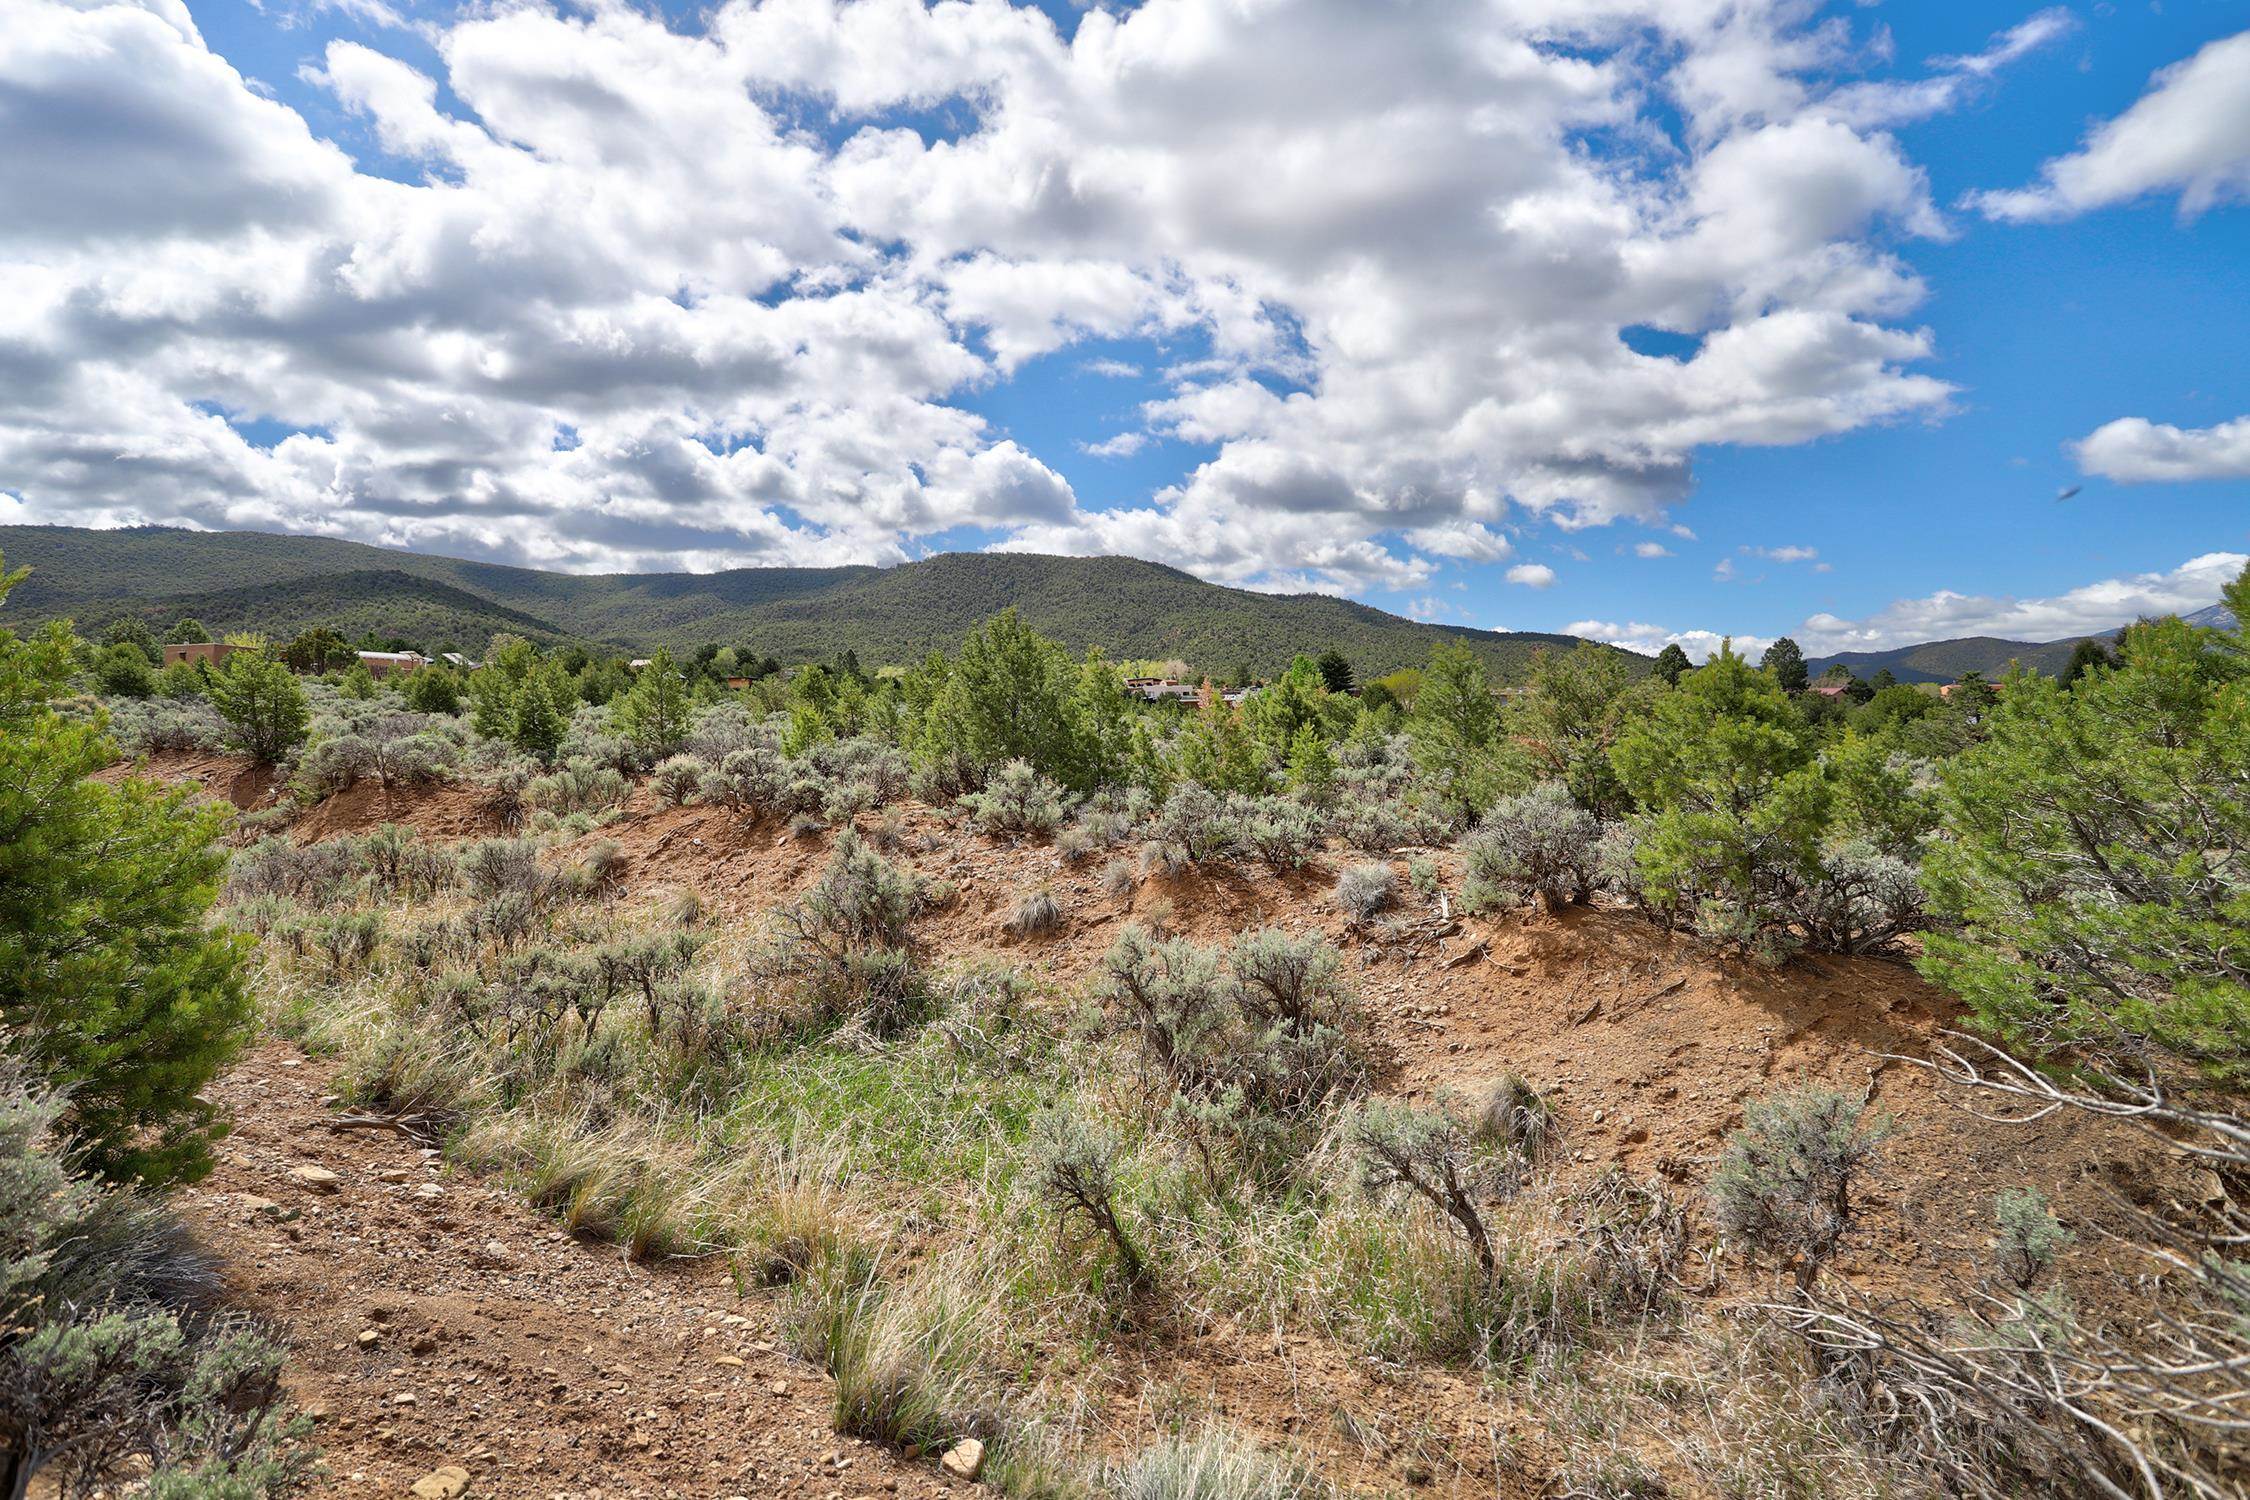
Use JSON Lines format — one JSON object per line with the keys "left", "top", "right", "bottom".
{"left": 238, "top": 1193, "right": 280, "bottom": 1215}
{"left": 410, "top": 1465, "right": 472, "bottom": 1499}
{"left": 413, "top": 1182, "right": 445, "bottom": 1201}
{"left": 289, "top": 1165, "right": 341, "bottom": 1194}
{"left": 940, "top": 1438, "right": 984, "bottom": 1481}
{"left": 358, "top": 1329, "right": 381, "bottom": 1347}
{"left": 474, "top": 1238, "right": 513, "bottom": 1267}
{"left": 712, "top": 1355, "right": 744, "bottom": 1367}
{"left": 392, "top": 1392, "right": 418, "bottom": 1406}
{"left": 768, "top": 1380, "right": 788, "bottom": 1397}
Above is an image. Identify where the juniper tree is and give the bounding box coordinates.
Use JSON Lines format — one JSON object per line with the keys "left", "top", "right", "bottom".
{"left": 208, "top": 651, "right": 308, "bottom": 764}
{"left": 1919, "top": 575, "right": 2250, "bottom": 1082}
{"left": 0, "top": 553, "right": 254, "bottom": 1185}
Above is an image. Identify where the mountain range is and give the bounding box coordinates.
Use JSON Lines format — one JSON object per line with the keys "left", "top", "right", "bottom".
{"left": 0, "top": 524, "right": 1604, "bottom": 681}
{"left": 1804, "top": 602, "right": 2238, "bottom": 684}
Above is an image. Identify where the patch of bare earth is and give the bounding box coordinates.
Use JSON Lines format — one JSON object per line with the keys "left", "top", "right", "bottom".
{"left": 183, "top": 1045, "right": 945, "bottom": 1499}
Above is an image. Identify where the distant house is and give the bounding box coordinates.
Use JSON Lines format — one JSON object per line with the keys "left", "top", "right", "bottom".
{"left": 1122, "top": 677, "right": 1202, "bottom": 702}
{"left": 439, "top": 652, "right": 479, "bottom": 670}
{"left": 163, "top": 641, "right": 242, "bottom": 670}
{"left": 1810, "top": 681, "right": 1850, "bottom": 698}
{"left": 627, "top": 658, "right": 654, "bottom": 671}
{"left": 724, "top": 676, "right": 752, "bottom": 690}
{"left": 1939, "top": 680, "right": 2003, "bottom": 701}
{"left": 355, "top": 650, "right": 427, "bottom": 679}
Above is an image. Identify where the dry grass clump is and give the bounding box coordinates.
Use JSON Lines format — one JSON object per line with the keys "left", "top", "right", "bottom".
{"left": 1006, "top": 886, "right": 1065, "bottom": 938}
{"left": 1102, "top": 1425, "right": 1331, "bottom": 1500}
{"left": 782, "top": 1246, "right": 1006, "bottom": 1452}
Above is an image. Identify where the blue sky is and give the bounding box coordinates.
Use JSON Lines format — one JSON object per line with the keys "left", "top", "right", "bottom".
{"left": 3, "top": 0, "right": 2246, "bottom": 657}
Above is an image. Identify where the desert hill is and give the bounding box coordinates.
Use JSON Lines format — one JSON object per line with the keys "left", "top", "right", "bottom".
{"left": 0, "top": 523, "right": 1612, "bottom": 679}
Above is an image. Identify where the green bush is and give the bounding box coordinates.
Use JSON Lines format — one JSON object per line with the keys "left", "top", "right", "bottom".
{"left": 1918, "top": 589, "right": 2250, "bottom": 1082}
{"left": 1, "top": 559, "right": 254, "bottom": 1184}
{"left": 209, "top": 651, "right": 309, "bottom": 764}
{"left": 1610, "top": 643, "right": 1829, "bottom": 958}
{"left": 1710, "top": 1086, "right": 1890, "bottom": 1292}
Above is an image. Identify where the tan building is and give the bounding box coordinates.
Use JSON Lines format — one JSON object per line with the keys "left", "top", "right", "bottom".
{"left": 162, "top": 641, "right": 243, "bottom": 670}
{"left": 354, "top": 650, "right": 428, "bottom": 679}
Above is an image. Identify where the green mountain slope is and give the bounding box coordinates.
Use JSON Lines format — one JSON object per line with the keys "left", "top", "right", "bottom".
{"left": 0, "top": 524, "right": 1618, "bottom": 679}
{"left": 1804, "top": 635, "right": 2083, "bottom": 684}
{"left": 126, "top": 569, "right": 579, "bottom": 651}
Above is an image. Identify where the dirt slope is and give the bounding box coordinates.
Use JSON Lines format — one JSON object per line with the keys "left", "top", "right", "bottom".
{"left": 186, "top": 1044, "right": 944, "bottom": 1499}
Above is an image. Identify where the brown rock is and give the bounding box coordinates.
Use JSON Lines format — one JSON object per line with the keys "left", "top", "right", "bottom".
{"left": 940, "top": 1438, "right": 984, "bottom": 1481}
{"left": 409, "top": 1465, "right": 471, "bottom": 1498}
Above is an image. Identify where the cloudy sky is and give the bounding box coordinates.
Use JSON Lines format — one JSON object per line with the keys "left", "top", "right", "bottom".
{"left": 2, "top": 0, "right": 2245, "bottom": 657}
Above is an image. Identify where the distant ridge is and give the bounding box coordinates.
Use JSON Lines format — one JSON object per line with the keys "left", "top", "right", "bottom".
{"left": 1806, "top": 601, "right": 2241, "bottom": 684}
{"left": 0, "top": 524, "right": 1620, "bottom": 680}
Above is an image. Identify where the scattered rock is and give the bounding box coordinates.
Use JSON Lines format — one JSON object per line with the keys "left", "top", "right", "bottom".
{"left": 473, "top": 1238, "right": 513, "bottom": 1267}
{"left": 412, "top": 1182, "right": 445, "bottom": 1201}
{"left": 289, "top": 1165, "right": 341, "bottom": 1194}
{"left": 409, "top": 1464, "right": 472, "bottom": 1498}
{"left": 712, "top": 1354, "right": 744, "bottom": 1367}
{"left": 940, "top": 1438, "right": 984, "bottom": 1481}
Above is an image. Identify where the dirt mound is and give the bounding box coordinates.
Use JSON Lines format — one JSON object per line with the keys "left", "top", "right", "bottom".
{"left": 289, "top": 777, "right": 499, "bottom": 843}
{"left": 540, "top": 796, "right": 2160, "bottom": 1304}
{"left": 103, "top": 748, "right": 281, "bottom": 809}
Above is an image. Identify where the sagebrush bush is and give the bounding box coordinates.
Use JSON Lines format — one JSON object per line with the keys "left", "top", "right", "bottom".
{"left": 650, "top": 754, "right": 707, "bottom": 807}
{"left": 1334, "top": 862, "right": 1393, "bottom": 923}
{"left": 1030, "top": 1105, "right": 1148, "bottom": 1291}
{"left": 0, "top": 1069, "right": 310, "bottom": 1496}
{"left": 525, "top": 758, "right": 630, "bottom": 816}
{"left": 460, "top": 837, "right": 551, "bottom": 903}
{"left": 104, "top": 699, "right": 227, "bottom": 756}
{"left": 356, "top": 823, "right": 454, "bottom": 898}
{"left": 1145, "top": 784, "right": 1237, "bottom": 870}
{"left": 765, "top": 830, "right": 928, "bottom": 1032}
{"left": 959, "top": 758, "right": 1069, "bottom": 837}
{"left": 1991, "top": 1186, "right": 2071, "bottom": 1289}
{"left": 1098, "top": 926, "right": 1366, "bottom": 1186}
{"left": 1711, "top": 1086, "right": 1891, "bottom": 1291}
{"left": 1231, "top": 795, "right": 1320, "bottom": 869}
{"left": 1350, "top": 1099, "right": 1514, "bottom": 1277}
{"left": 1789, "top": 841, "right": 1924, "bottom": 955}
{"left": 1460, "top": 782, "right": 1598, "bottom": 913}
{"left": 228, "top": 837, "right": 359, "bottom": 907}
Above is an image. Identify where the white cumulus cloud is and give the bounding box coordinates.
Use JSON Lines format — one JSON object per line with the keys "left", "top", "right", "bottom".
{"left": 1792, "top": 551, "right": 2249, "bottom": 654}
{"left": 0, "top": 0, "right": 2063, "bottom": 583}
{"left": 1970, "top": 30, "right": 2250, "bottom": 221}
{"left": 2073, "top": 415, "right": 2250, "bottom": 482}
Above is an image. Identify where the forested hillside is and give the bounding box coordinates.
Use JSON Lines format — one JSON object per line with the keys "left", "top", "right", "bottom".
{"left": 1, "top": 524, "right": 1608, "bottom": 678}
